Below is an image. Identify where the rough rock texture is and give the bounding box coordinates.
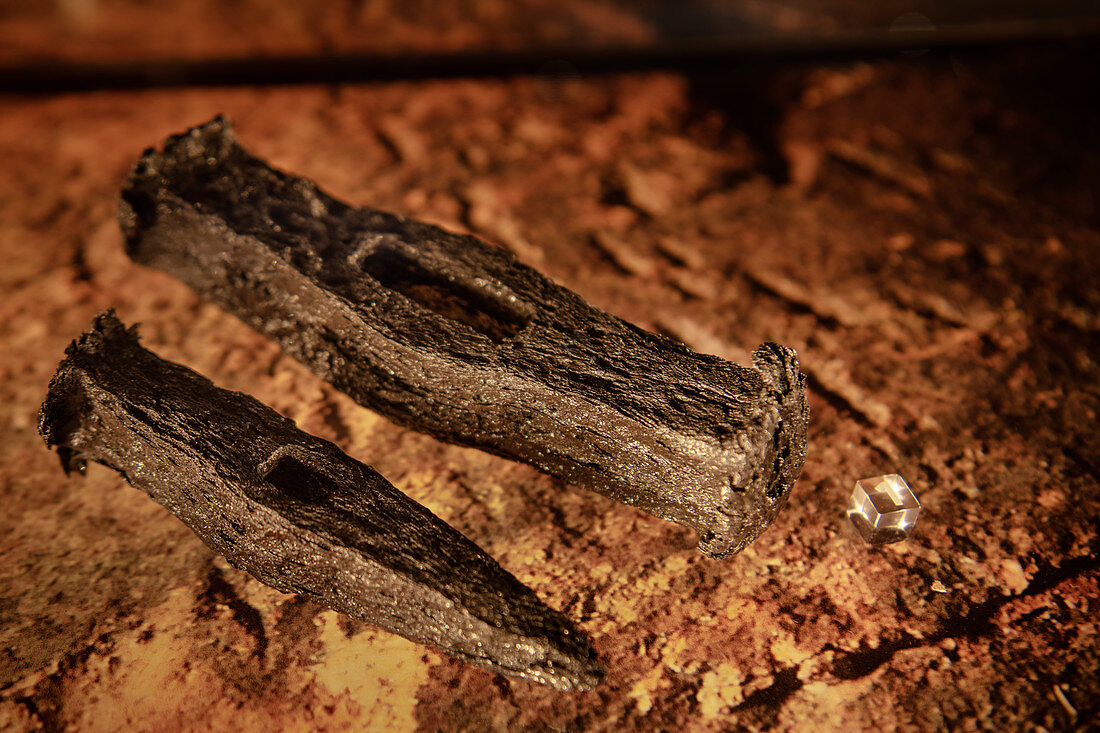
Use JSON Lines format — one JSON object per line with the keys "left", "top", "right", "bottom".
{"left": 119, "top": 117, "right": 807, "bottom": 558}
{"left": 39, "top": 311, "right": 602, "bottom": 690}
{"left": 0, "top": 40, "right": 1097, "bottom": 733}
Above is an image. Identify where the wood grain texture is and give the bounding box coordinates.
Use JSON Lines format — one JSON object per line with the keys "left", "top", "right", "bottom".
{"left": 119, "top": 117, "right": 808, "bottom": 558}
{"left": 38, "top": 311, "right": 603, "bottom": 691}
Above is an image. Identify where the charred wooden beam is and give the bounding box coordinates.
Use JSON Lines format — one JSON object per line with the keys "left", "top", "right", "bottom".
{"left": 38, "top": 311, "right": 603, "bottom": 691}
{"left": 120, "top": 117, "right": 809, "bottom": 558}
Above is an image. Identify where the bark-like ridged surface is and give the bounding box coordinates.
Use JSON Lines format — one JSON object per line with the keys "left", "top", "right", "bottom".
{"left": 119, "top": 117, "right": 808, "bottom": 557}
{"left": 38, "top": 311, "right": 603, "bottom": 691}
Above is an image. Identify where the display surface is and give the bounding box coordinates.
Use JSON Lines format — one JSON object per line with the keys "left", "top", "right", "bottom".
{"left": 0, "top": 35, "right": 1096, "bottom": 732}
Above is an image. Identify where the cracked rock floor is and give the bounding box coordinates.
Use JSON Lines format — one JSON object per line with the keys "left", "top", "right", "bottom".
{"left": 1, "top": 40, "right": 1098, "bottom": 732}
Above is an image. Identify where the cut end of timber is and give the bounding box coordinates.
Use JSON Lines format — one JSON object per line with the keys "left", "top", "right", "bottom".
{"left": 698, "top": 342, "right": 809, "bottom": 559}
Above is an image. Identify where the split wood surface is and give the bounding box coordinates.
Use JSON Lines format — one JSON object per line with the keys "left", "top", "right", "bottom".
{"left": 38, "top": 311, "right": 603, "bottom": 691}
{"left": 120, "top": 117, "right": 808, "bottom": 557}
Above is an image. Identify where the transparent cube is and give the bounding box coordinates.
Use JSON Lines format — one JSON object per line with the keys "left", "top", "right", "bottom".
{"left": 847, "top": 474, "right": 921, "bottom": 545}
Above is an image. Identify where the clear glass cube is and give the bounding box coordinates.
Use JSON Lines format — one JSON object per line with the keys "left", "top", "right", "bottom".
{"left": 847, "top": 474, "right": 921, "bottom": 545}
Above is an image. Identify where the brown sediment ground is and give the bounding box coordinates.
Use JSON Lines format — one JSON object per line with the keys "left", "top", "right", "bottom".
{"left": 0, "top": 40, "right": 1097, "bottom": 731}
{"left": 0, "top": 0, "right": 656, "bottom": 64}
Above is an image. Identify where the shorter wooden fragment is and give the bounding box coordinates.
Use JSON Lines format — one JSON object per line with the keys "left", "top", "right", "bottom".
{"left": 38, "top": 311, "right": 603, "bottom": 691}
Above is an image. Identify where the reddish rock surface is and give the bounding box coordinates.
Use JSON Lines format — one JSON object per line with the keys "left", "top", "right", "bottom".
{"left": 0, "top": 0, "right": 655, "bottom": 64}
{"left": 0, "top": 26, "right": 1097, "bottom": 732}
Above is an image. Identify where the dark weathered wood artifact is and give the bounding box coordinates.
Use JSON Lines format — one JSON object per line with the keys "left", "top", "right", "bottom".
{"left": 120, "top": 117, "right": 808, "bottom": 558}
{"left": 38, "top": 311, "right": 603, "bottom": 691}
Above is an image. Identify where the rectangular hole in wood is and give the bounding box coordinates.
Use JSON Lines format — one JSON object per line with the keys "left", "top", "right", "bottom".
{"left": 264, "top": 454, "right": 331, "bottom": 505}
{"left": 360, "top": 247, "right": 530, "bottom": 342}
